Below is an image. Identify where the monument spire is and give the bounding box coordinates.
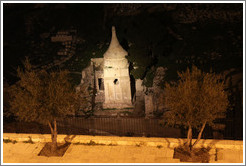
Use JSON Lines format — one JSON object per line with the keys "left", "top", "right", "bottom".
{"left": 109, "top": 26, "right": 120, "bottom": 48}
{"left": 103, "top": 26, "right": 127, "bottom": 59}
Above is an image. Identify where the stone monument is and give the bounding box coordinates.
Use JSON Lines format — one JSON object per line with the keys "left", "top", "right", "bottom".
{"left": 79, "top": 26, "right": 133, "bottom": 113}
{"left": 103, "top": 26, "right": 132, "bottom": 109}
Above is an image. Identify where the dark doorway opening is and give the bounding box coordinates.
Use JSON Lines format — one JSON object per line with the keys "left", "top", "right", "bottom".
{"left": 113, "top": 79, "right": 119, "bottom": 85}
{"left": 98, "top": 78, "right": 104, "bottom": 90}
{"left": 130, "top": 75, "right": 136, "bottom": 101}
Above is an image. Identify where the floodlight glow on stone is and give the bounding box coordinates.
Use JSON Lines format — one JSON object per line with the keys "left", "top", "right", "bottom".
{"left": 103, "top": 26, "right": 132, "bottom": 109}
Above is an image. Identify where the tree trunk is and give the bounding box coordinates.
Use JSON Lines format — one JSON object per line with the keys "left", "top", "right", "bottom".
{"left": 187, "top": 125, "right": 193, "bottom": 152}
{"left": 52, "top": 118, "right": 58, "bottom": 152}
{"left": 48, "top": 119, "right": 58, "bottom": 152}
{"left": 192, "top": 121, "right": 207, "bottom": 148}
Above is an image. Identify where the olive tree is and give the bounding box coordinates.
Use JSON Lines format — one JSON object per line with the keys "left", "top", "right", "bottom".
{"left": 9, "top": 59, "right": 82, "bottom": 151}
{"left": 163, "top": 65, "right": 229, "bottom": 151}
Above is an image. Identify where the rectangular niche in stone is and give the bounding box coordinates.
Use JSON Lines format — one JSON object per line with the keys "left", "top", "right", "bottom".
{"left": 98, "top": 78, "right": 104, "bottom": 90}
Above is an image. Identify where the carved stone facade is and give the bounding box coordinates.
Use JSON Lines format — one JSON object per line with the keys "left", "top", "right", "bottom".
{"left": 78, "top": 27, "right": 168, "bottom": 117}
{"left": 79, "top": 26, "right": 133, "bottom": 112}
{"left": 103, "top": 26, "right": 132, "bottom": 109}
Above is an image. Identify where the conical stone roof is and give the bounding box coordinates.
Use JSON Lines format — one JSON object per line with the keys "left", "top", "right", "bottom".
{"left": 103, "top": 26, "right": 128, "bottom": 59}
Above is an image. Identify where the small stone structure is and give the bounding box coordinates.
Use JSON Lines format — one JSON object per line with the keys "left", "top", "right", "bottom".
{"left": 103, "top": 26, "right": 132, "bottom": 109}
{"left": 79, "top": 26, "right": 133, "bottom": 113}
{"left": 133, "top": 79, "right": 145, "bottom": 115}
{"left": 78, "top": 27, "right": 168, "bottom": 116}
{"left": 144, "top": 67, "right": 167, "bottom": 117}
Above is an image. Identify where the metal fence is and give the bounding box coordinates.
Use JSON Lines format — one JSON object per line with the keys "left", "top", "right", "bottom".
{"left": 57, "top": 117, "right": 182, "bottom": 138}
{"left": 213, "top": 118, "right": 243, "bottom": 140}
{"left": 4, "top": 116, "right": 242, "bottom": 140}
{"left": 56, "top": 116, "right": 242, "bottom": 140}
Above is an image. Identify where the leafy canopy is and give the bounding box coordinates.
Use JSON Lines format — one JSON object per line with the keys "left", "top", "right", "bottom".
{"left": 163, "top": 65, "right": 229, "bottom": 129}
{"left": 9, "top": 58, "right": 80, "bottom": 124}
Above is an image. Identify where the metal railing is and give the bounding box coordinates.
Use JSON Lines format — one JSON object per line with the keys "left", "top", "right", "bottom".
{"left": 4, "top": 116, "right": 242, "bottom": 140}
{"left": 57, "top": 117, "right": 181, "bottom": 138}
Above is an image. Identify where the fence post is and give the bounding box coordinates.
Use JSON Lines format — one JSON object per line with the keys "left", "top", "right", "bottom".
{"left": 89, "top": 117, "right": 96, "bottom": 135}
{"left": 144, "top": 118, "right": 149, "bottom": 137}
{"left": 117, "top": 115, "right": 123, "bottom": 136}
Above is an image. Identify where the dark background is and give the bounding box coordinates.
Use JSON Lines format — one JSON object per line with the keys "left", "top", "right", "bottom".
{"left": 3, "top": 3, "right": 243, "bottom": 139}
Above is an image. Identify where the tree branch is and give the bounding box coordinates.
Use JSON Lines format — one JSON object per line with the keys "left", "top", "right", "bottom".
{"left": 48, "top": 121, "right": 54, "bottom": 134}
{"left": 54, "top": 118, "right": 57, "bottom": 134}
{"left": 192, "top": 121, "right": 207, "bottom": 147}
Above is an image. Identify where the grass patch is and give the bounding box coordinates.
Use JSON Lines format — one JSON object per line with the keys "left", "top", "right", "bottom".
{"left": 135, "top": 142, "right": 145, "bottom": 147}
{"left": 108, "top": 143, "right": 117, "bottom": 146}
{"left": 119, "top": 111, "right": 133, "bottom": 116}
{"left": 23, "top": 136, "right": 34, "bottom": 144}
{"left": 135, "top": 143, "right": 141, "bottom": 147}
{"left": 73, "top": 140, "right": 105, "bottom": 146}
{"left": 102, "top": 108, "right": 117, "bottom": 111}
{"left": 73, "top": 142, "right": 84, "bottom": 145}
{"left": 3, "top": 139, "right": 17, "bottom": 144}
{"left": 122, "top": 107, "right": 134, "bottom": 110}
{"left": 73, "top": 140, "right": 117, "bottom": 146}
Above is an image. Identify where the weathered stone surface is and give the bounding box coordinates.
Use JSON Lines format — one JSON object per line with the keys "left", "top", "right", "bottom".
{"left": 78, "top": 28, "right": 171, "bottom": 115}
{"left": 144, "top": 93, "right": 154, "bottom": 117}
{"left": 153, "top": 67, "right": 166, "bottom": 88}
{"left": 78, "top": 26, "right": 132, "bottom": 112}
{"left": 144, "top": 67, "right": 167, "bottom": 117}
{"left": 103, "top": 26, "right": 132, "bottom": 109}
{"left": 3, "top": 133, "right": 244, "bottom": 164}
{"left": 103, "top": 26, "right": 128, "bottom": 59}
{"left": 133, "top": 79, "right": 145, "bottom": 115}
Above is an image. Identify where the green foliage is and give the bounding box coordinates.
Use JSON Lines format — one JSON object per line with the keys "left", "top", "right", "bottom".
{"left": 162, "top": 65, "right": 229, "bottom": 149}
{"left": 143, "top": 67, "right": 156, "bottom": 87}
{"left": 127, "top": 45, "right": 156, "bottom": 86}
{"left": 23, "top": 136, "right": 34, "bottom": 144}
{"left": 122, "top": 107, "right": 134, "bottom": 110}
{"left": 9, "top": 58, "right": 81, "bottom": 124}
{"left": 163, "top": 65, "right": 229, "bottom": 129}
{"left": 3, "top": 139, "right": 17, "bottom": 144}
{"left": 135, "top": 143, "right": 141, "bottom": 147}
{"left": 73, "top": 140, "right": 105, "bottom": 146}
{"left": 108, "top": 143, "right": 117, "bottom": 146}
{"left": 127, "top": 42, "right": 156, "bottom": 80}
{"left": 153, "top": 110, "right": 165, "bottom": 118}
{"left": 119, "top": 111, "right": 133, "bottom": 116}
{"left": 81, "top": 110, "right": 94, "bottom": 118}
{"left": 102, "top": 108, "right": 117, "bottom": 111}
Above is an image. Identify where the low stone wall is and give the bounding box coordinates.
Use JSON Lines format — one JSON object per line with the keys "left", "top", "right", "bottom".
{"left": 3, "top": 133, "right": 243, "bottom": 163}
{"left": 3, "top": 133, "right": 242, "bottom": 149}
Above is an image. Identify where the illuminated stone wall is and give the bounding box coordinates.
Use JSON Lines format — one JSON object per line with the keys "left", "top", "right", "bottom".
{"left": 103, "top": 26, "right": 132, "bottom": 109}
{"left": 134, "top": 79, "right": 145, "bottom": 115}
{"left": 3, "top": 133, "right": 243, "bottom": 163}
{"left": 79, "top": 26, "right": 133, "bottom": 111}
